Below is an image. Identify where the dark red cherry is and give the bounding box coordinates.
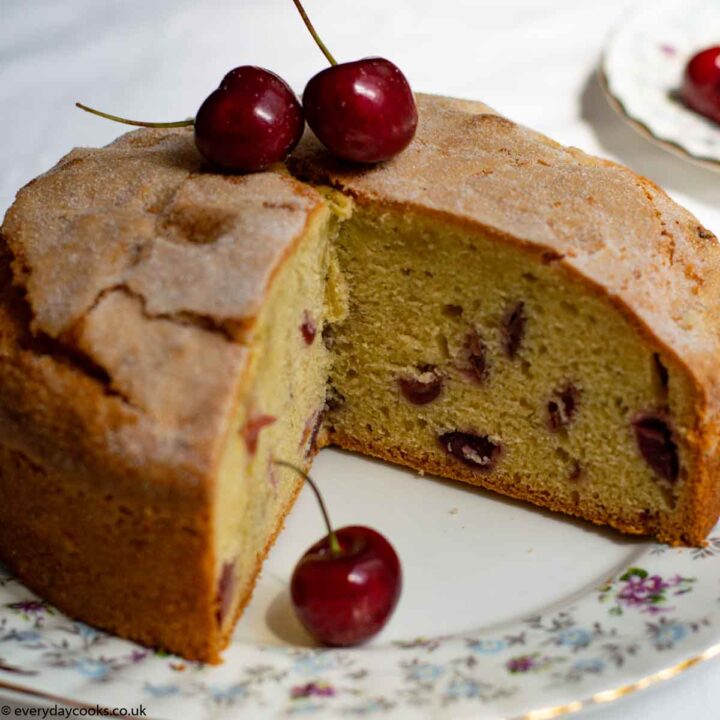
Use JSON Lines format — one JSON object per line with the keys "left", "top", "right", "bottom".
{"left": 276, "top": 461, "right": 401, "bottom": 646}
{"left": 680, "top": 46, "right": 720, "bottom": 125}
{"left": 291, "top": 525, "right": 402, "bottom": 646}
{"left": 76, "top": 66, "right": 304, "bottom": 174}
{"left": 195, "top": 66, "right": 304, "bottom": 172}
{"left": 303, "top": 58, "right": 418, "bottom": 163}
{"left": 290, "top": 0, "right": 417, "bottom": 163}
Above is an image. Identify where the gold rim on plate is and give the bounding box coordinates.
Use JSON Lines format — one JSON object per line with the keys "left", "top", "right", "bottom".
{"left": 518, "top": 641, "right": 720, "bottom": 720}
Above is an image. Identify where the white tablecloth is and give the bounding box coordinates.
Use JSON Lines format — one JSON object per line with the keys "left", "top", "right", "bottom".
{"left": 1, "top": 0, "right": 718, "bottom": 717}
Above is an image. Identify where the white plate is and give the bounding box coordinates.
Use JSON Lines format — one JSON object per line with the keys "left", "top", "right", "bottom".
{"left": 602, "top": 0, "right": 720, "bottom": 170}
{"left": 2, "top": 448, "right": 720, "bottom": 719}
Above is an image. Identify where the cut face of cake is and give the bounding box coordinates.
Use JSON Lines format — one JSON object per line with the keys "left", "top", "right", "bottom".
{"left": 291, "top": 95, "right": 720, "bottom": 547}
{"left": 319, "top": 207, "right": 702, "bottom": 541}
{"left": 0, "top": 94, "right": 718, "bottom": 662}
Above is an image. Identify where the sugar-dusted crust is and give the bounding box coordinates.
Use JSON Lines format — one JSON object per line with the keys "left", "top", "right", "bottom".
{"left": 0, "top": 127, "right": 327, "bottom": 483}
{"left": 3, "top": 128, "right": 325, "bottom": 342}
{"left": 0, "top": 131, "right": 327, "bottom": 662}
{"left": 289, "top": 93, "right": 720, "bottom": 547}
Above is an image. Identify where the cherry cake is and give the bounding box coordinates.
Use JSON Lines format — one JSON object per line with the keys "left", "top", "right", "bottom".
{"left": 0, "top": 94, "right": 718, "bottom": 663}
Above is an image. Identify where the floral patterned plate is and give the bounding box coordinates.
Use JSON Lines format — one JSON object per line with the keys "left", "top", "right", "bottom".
{"left": 602, "top": 0, "right": 720, "bottom": 170}
{"left": 2, "top": 448, "right": 720, "bottom": 719}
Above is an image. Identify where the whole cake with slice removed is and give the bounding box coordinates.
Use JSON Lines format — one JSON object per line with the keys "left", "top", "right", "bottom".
{"left": 0, "top": 94, "right": 718, "bottom": 662}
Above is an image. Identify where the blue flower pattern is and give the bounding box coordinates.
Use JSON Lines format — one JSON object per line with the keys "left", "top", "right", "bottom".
{"left": 0, "top": 532, "right": 718, "bottom": 716}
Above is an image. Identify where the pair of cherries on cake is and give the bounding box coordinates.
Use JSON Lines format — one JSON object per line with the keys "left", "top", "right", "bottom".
{"left": 77, "top": 0, "right": 405, "bottom": 647}
{"left": 77, "top": 0, "right": 418, "bottom": 172}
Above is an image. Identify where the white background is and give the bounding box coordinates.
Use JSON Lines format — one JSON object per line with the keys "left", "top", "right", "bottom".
{"left": 1, "top": 0, "right": 719, "bottom": 717}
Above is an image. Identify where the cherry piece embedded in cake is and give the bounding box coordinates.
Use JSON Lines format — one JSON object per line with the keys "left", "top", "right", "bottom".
{"left": 632, "top": 413, "right": 680, "bottom": 483}
{"left": 216, "top": 561, "right": 236, "bottom": 624}
{"left": 439, "top": 431, "right": 501, "bottom": 471}
{"left": 241, "top": 413, "right": 277, "bottom": 455}
{"left": 501, "top": 301, "right": 526, "bottom": 358}
{"left": 458, "top": 329, "right": 489, "bottom": 383}
{"left": 300, "top": 408, "right": 324, "bottom": 458}
{"left": 397, "top": 364, "right": 443, "bottom": 404}
{"left": 301, "top": 312, "right": 317, "bottom": 345}
{"left": 547, "top": 383, "right": 580, "bottom": 432}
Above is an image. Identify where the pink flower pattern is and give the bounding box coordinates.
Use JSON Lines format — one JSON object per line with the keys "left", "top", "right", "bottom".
{"left": 599, "top": 568, "right": 696, "bottom": 616}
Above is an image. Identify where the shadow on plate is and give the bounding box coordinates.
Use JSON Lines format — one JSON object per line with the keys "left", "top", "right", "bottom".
{"left": 265, "top": 587, "right": 317, "bottom": 647}
{"left": 580, "top": 69, "right": 719, "bottom": 206}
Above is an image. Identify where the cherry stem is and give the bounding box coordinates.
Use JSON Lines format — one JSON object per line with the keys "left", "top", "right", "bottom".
{"left": 75, "top": 102, "right": 194, "bottom": 129}
{"left": 291, "top": 0, "right": 337, "bottom": 66}
{"left": 275, "top": 460, "right": 342, "bottom": 555}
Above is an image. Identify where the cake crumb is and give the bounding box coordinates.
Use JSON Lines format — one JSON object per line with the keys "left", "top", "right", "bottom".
{"left": 449, "top": 507, "right": 459, "bottom": 515}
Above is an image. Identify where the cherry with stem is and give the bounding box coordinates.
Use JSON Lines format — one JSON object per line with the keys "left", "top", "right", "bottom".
{"left": 274, "top": 459, "right": 402, "bottom": 647}
{"left": 291, "top": 0, "right": 418, "bottom": 164}
{"left": 75, "top": 65, "right": 305, "bottom": 173}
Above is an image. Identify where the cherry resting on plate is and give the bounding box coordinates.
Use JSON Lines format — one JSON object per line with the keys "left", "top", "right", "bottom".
{"left": 680, "top": 46, "right": 720, "bottom": 125}
{"left": 291, "top": 0, "right": 418, "bottom": 163}
{"left": 76, "top": 66, "right": 304, "bottom": 173}
{"left": 275, "top": 461, "right": 402, "bottom": 646}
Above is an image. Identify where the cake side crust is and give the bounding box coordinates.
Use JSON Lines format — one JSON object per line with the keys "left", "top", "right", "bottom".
{"left": 327, "top": 429, "right": 710, "bottom": 546}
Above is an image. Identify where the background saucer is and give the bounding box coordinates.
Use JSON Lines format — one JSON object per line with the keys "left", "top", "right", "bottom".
{"left": 602, "top": 0, "right": 720, "bottom": 170}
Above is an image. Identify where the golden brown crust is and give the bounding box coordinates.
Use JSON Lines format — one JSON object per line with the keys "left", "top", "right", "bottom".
{"left": 0, "top": 253, "right": 220, "bottom": 659}
{"left": 0, "top": 443, "right": 219, "bottom": 661}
